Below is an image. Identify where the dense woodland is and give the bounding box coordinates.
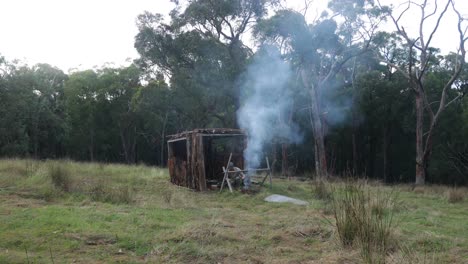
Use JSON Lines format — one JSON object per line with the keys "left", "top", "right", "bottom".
{"left": 0, "top": 0, "right": 467, "bottom": 185}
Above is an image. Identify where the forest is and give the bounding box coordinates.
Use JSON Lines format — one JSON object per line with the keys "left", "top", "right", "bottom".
{"left": 0, "top": 0, "right": 467, "bottom": 185}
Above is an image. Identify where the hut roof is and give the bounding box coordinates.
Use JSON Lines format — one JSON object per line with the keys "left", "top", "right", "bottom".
{"left": 168, "top": 128, "right": 245, "bottom": 141}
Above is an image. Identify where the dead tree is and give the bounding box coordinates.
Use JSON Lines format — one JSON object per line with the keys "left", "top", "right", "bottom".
{"left": 377, "top": 0, "right": 467, "bottom": 185}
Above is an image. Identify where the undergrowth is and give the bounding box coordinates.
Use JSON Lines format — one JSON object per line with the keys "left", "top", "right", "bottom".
{"left": 48, "top": 161, "right": 71, "bottom": 192}
{"left": 330, "top": 182, "right": 398, "bottom": 264}
{"left": 0, "top": 159, "right": 467, "bottom": 263}
{"left": 446, "top": 188, "right": 465, "bottom": 203}
{"left": 2, "top": 159, "right": 135, "bottom": 204}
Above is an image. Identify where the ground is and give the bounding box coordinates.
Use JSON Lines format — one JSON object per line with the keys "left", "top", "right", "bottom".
{"left": 0, "top": 159, "right": 467, "bottom": 263}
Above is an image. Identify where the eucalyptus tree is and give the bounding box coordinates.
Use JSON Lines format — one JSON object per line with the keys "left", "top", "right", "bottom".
{"left": 0, "top": 60, "right": 67, "bottom": 158}
{"left": 97, "top": 65, "right": 142, "bottom": 164}
{"left": 0, "top": 58, "right": 30, "bottom": 155}
{"left": 28, "top": 64, "right": 68, "bottom": 158}
{"left": 254, "top": 0, "right": 389, "bottom": 177}
{"left": 132, "top": 77, "right": 173, "bottom": 166}
{"left": 64, "top": 70, "right": 100, "bottom": 161}
{"left": 134, "top": 0, "right": 278, "bottom": 129}
{"left": 376, "top": 0, "right": 467, "bottom": 185}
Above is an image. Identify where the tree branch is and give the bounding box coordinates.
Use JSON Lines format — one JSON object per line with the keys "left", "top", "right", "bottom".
{"left": 423, "top": 0, "right": 451, "bottom": 55}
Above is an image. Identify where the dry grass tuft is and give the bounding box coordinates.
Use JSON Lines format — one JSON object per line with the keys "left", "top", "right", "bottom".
{"left": 446, "top": 188, "right": 465, "bottom": 203}
{"left": 313, "top": 179, "right": 333, "bottom": 202}
{"left": 48, "top": 162, "right": 71, "bottom": 192}
{"left": 89, "top": 183, "right": 133, "bottom": 204}
{"left": 331, "top": 182, "right": 398, "bottom": 264}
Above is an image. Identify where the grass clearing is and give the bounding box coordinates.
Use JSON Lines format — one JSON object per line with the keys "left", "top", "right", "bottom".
{"left": 0, "top": 159, "right": 467, "bottom": 263}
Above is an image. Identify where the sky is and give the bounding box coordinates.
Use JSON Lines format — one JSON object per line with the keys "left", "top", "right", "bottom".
{"left": 0, "top": 0, "right": 175, "bottom": 71}
{"left": 0, "top": 0, "right": 466, "bottom": 72}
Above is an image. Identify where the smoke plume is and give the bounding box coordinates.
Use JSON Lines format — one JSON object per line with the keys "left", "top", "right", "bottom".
{"left": 237, "top": 46, "right": 302, "bottom": 169}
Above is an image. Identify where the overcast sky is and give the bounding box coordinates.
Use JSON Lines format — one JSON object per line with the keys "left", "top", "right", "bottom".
{"left": 0, "top": 0, "right": 466, "bottom": 72}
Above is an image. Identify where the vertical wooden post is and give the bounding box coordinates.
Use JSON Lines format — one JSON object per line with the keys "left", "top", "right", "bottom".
{"left": 186, "top": 136, "right": 193, "bottom": 189}
{"left": 197, "top": 135, "right": 207, "bottom": 191}
{"left": 191, "top": 133, "right": 198, "bottom": 190}
{"left": 167, "top": 142, "right": 174, "bottom": 184}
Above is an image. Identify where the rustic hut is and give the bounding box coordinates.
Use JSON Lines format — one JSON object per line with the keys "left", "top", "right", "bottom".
{"left": 167, "top": 128, "right": 246, "bottom": 191}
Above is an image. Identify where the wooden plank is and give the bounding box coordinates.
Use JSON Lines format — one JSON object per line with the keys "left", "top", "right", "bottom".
{"left": 220, "top": 166, "right": 227, "bottom": 192}
{"left": 260, "top": 157, "right": 272, "bottom": 189}
{"left": 220, "top": 153, "right": 233, "bottom": 193}
{"left": 200, "top": 134, "right": 245, "bottom": 137}
{"left": 167, "top": 128, "right": 245, "bottom": 140}
{"left": 167, "top": 137, "right": 187, "bottom": 143}
{"left": 267, "top": 157, "right": 272, "bottom": 189}
{"left": 167, "top": 142, "right": 174, "bottom": 182}
{"left": 190, "top": 134, "right": 197, "bottom": 190}
{"left": 197, "top": 135, "right": 207, "bottom": 191}
{"left": 187, "top": 136, "right": 193, "bottom": 189}
{"left": 233, "top": 168, "right": 271, "bottom": 173}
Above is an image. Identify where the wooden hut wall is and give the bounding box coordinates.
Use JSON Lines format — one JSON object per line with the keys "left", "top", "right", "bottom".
{"left": 186, "top": 136, "right": 193, "bottom": 189}
{"left": 168, "top": 129, "right": 246, "bottom": 191}
{"left": 189, "top": 133, "right": 207, "bottom": 191}
{"left": 167, "top": 139, "right": 188, "bottom": 187}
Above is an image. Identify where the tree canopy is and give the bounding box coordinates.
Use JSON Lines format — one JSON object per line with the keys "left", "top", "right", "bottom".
{"left": 0, "top": 0, "right": 467, "bottom": 185}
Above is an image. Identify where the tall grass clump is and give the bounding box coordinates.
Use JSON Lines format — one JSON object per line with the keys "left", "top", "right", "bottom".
{"left": 47, "top": 161, "right": 71, "bottom": 192}
{"left": 331, "top": 182, "right": 398, "bottom": 263}
{"left": 90, "top": 182, "right": 133, "bottom": 204}
{"left": 446, "top": 188, "right": 465, "bottom": 203}
{"left": 313, "top": 179, "right": 332, "bottom": 202}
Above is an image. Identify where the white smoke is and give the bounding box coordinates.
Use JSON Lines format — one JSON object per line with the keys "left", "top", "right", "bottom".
{"left": 237, "top": 47, "right": 302, "bottom": 169}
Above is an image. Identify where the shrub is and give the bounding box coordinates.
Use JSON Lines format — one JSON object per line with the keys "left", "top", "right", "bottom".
{"left": 331, "top": 182, "right": 397, "bottom": 264}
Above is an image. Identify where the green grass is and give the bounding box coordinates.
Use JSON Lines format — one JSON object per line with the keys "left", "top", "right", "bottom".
{"left": 0, "top": 159, "right": 467, "bottom": 263}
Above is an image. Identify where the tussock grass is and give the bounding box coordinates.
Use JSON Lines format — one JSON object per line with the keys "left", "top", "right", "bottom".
{"left": 330, "top": 181, "right": 398, "bottom": 263}
{"left": 313, "top": 179, "right": 333, "bottom": 201}
{"left": 0, "top": 159, "right": 138, "bottom": 204}
{"left": 446, "top": 187, "right": 465, "bottom": 203}
{"left": 48, "top": 161, "right": 71, "bottom": 192}
{"left": 89, "top": 182, "right": 133, "bottom": 204}
{"left": 0, "top": 159, "right": 467, "bottom": 263}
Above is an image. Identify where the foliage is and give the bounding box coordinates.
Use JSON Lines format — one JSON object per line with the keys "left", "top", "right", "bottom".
{"left": 0, "top": 0, "right": 467, "bottom": 185}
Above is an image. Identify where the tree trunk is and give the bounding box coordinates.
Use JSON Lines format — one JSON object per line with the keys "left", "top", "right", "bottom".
{"left": 281, "top": 143, "right": 289, "bottom": 178}
{"left": 131, "top": 125, "right": 137, "bottom": 164}
{"left": 311, "top": 98, "right": 327, "bottom": 177}
{"left": 119, "top": 125, "right": 132, "bottom": 164}
{"left": 301, "top": 69, "right": 327, "bottom": 178}
{"left": 352, "top": 127, "right": 358, "bottom": 176}
{"left": 89, "top": 127, "right": 94, "bottom": 162}
{"left": 415, "top": 91, "right": 425, "bottom": 185}
{"left": 160, "top": 112, "right": 168, "bottom": 166}
{"left": 382, "top": 125, "right": 388, "bottom": 183}
{"left": 271, "top": 143, "right": 278, "bottom": 176}
{"left": 368, "top": 134, "right": 376, "bottom": 179}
